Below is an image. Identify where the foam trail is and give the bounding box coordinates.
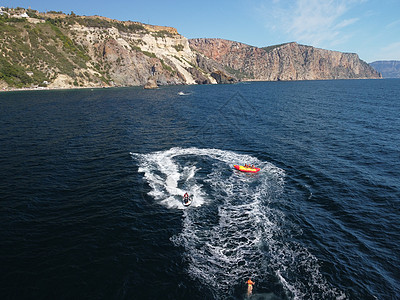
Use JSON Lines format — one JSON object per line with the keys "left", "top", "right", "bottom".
{"left": 131, "top": 147, "right": 272, "bottom": 209}
{"left": 132, "top": 147, "right": 345, "bottom": 299}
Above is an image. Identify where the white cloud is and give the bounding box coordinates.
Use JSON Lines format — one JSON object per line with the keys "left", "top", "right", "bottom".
{"left": 258, "top": 0, "right": 363, "bottom": 48}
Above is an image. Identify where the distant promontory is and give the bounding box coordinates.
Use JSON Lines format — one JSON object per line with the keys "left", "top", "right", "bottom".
{"left": 369, "top": 61, "right": 400, "bottom": 78}
{"left": 190, "top": 38, "right": 381, "bottom": 81}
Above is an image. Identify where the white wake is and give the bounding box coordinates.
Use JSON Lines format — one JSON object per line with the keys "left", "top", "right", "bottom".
{"left": 132, "top": 147, "right": 346, "bottom": 299}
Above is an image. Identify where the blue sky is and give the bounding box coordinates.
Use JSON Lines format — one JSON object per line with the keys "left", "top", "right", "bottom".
{"left": 2, "top": 0, "right": 400, "bottom": 62}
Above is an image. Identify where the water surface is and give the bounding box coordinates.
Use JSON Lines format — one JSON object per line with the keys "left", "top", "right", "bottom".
{"left": 1, "top": 80, "right": 399, "bottom": 299}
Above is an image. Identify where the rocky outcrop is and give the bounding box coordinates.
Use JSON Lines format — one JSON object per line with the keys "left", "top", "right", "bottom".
{"left": 189, "top": 38, "right": 382, "bottom": 81}
{"left": 70, "top": 20, "right": 211, "bottom": 87}
{"left": 369, "top": 61, "right": 400, "bottom": 78}
{"left": 210, "top": 71, "right": 236, "bottom": 84}
{"left": 144, "top": 77, "right": 158, "bottom": 89}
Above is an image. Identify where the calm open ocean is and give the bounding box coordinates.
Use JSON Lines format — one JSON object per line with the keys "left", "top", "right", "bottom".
{"left": 0, "top": 80, "right": 399, "bottom": 299}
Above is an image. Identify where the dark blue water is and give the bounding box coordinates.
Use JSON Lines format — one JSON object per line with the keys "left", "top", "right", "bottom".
{"left": 0, "top": 80, "right": 399, "bottom": 300}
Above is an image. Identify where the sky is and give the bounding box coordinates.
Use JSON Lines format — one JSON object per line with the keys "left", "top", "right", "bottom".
{"left": 2, "top": 0, "right": 400, "bottom": 62}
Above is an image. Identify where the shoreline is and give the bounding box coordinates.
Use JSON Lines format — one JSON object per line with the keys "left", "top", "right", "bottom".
{"left": 1, "top": 77, "right": 389, "bottom": 94}
{"left": 0, "top": 85, "right": 131, "bottom": 93}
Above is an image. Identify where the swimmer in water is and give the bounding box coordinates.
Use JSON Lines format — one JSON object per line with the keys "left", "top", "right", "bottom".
{"left": 246, "top": 278, "right": 254, "bottom": 297}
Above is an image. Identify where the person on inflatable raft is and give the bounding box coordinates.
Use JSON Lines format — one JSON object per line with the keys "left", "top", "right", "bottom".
{"left": 234, "top": 164, "right": 260, "bottom": 173}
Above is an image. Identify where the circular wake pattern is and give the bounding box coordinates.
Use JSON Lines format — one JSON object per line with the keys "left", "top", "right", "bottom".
{"left": 132, "top": 147, "right": 345, "bottom": 299}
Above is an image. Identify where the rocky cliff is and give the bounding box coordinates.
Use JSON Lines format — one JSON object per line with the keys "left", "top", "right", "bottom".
{"left": 0, "top": 8, "right": 381, "bottom": 90}
{"left": 369, "top": 61, "right": 400, "bottom": 78}
{"left": 189, "top": 38, "right": 382, "bottom": 81}
{"left": 0, "top": 8, "right": 228, "bottom": 89}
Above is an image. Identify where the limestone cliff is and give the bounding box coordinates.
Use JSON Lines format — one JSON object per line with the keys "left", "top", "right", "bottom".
{"left": 0, "top": 8, "right": 381, "bottom": 90}
{"left": 189, "top": 38, "right": 382, "bottom": 81}
{"left": 0, "top": 8, "right": 226, "bottom": 89}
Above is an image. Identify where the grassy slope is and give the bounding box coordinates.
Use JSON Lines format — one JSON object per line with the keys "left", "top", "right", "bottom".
{"left": 0, "top": 11, "right": 148, "bottom": 88}
{"left": 1, "top": 15, "right": 86, "bottom": 87}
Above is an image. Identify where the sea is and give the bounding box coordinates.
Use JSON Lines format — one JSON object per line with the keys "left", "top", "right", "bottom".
{"left": 0, "top": 79, "right": 399, "bottom": 300}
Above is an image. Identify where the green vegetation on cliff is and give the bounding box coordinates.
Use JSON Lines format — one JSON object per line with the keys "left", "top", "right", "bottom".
{"left": 0, "top": 13, "right": 100, "bottom": 87}
{"left": 0, "top": 57, "right": 47, "bottom": 87}
{"left": 73, "top": 17, "right": 148, "bottom": 33}
{"left": 0, "top": 16, "right": 48, "bottom": 87}
{"left": 0, "top": 9, "right": 155, "bottom": 88}
{"left": 0, "top": 8, "right": 197, "bottom": 89}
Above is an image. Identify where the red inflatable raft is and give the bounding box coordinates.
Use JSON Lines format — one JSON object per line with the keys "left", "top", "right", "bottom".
{"left": 234, "top": 165, "right": 260, "bottom": 173}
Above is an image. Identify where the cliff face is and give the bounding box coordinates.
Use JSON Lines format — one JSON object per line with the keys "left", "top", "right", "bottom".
{"left": 369, "top": 61, "right": 400, "bottom": 78}
{"left": 0, "top": 8, "right": 226, "bottom": 89}
{"left": 69, "top": 21, "right": 201, "bottom": 86}
{"left": 0, "top": 8, "right": 381, "bottom": 90}
{"left": 189, "top": 38, "right": 382, "bottom": 81}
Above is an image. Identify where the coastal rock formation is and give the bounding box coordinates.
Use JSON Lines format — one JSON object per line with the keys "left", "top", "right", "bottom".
{"left": 210, "top": 71, "right": 236, "bottom": 84}
{"left": 144, "top": 77, "right": 158, "bottom": 89}
{"left": 0, "top": 7, "right": 381, "bottom": 90}
{"left": 0, "top": 8, "right": 225, "bottom": 89}
{"left": 189, "top": 38, "right": 382, "bottom": 81}
{"left": 369, "top": 61, "right": 400, "bottom": 78}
